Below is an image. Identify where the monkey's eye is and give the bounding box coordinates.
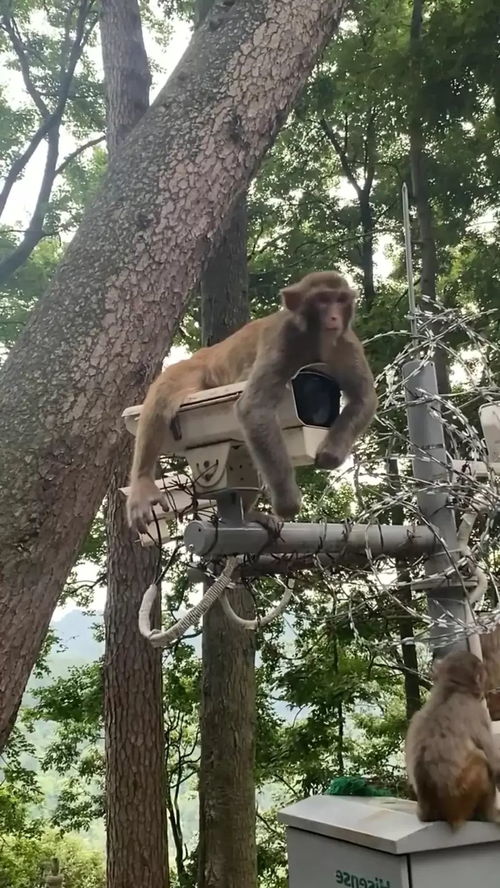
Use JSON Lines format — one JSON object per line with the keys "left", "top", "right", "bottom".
{"left": 316, "top": 292, "right": 331, "bottom": 305}
{"left": 337, "top": 293, "right": 348, "bottom": 305}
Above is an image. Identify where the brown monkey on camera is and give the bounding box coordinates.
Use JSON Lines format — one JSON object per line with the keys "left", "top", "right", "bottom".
{"left": 127, "top": 270, "right": 377, "bottom": 531}
{"left": 480, "top": 626, "right": 500, "bottom": 720}
{"left": 405, "top": 650, "right": 500, "bottom": 829}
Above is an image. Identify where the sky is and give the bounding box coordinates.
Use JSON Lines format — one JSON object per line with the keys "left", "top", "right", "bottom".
{"left": 1, "top": 10, "right": 192, "bottom": 229}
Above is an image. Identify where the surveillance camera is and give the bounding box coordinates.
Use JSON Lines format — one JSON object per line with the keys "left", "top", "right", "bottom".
{"left": 122, "top": 363, "right": 341, "bottom": 497}
{"left": 479, "top": 403, "right": 500, "bottom": 463}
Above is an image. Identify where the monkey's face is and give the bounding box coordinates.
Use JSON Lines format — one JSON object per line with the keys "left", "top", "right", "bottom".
{"left": 281, "top": 271, "right": 355, "bottom": 336}
{"left": 435, "top": 650, "right": 487, "bottom": 697}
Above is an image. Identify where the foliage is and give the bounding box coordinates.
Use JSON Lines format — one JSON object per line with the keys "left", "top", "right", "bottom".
{"left": 0, "top": 830, "right": 105, "bottom": 888}
{"left": 2, "top": 0, "right": 500, "bottom": 884}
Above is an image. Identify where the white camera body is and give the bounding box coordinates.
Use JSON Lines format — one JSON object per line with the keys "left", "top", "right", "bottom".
{"left": 479, "top": 403, "right": 500, "bottom": 463}
{"left": 121, "top": 363, "right": 341, "bottom": 544}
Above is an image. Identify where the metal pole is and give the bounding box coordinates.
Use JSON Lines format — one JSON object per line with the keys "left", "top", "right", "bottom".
{"left": 403, "top": 360, "right": 467, "bottom": 654}
{"left": 184, "top": 520, "right": 437, "bottom": 558}
{"left": 402, "top": 185, "right": 468, "bottom": 656}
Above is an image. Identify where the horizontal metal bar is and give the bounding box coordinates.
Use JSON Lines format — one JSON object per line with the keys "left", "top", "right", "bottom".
{"left": 183, "top": 521, "right": 438, "bottom": 558}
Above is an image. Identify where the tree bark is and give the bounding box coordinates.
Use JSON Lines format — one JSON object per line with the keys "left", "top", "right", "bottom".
{"left": 198, "top": 196, "right": 257, "bottom": 888}
{"left": 197, "top": 590, "right": 257, "bottom": 888}
{"left": 104, "top": 473, "right": 168, "bottom": 888}
{"left": 100, "top": 0, "right": 153, "bottom": 155}
{"left": 0, "top": 0, "right": 347, "bottom": 751}
{"left": 100, "top": 2, "right": 168, "bottom": 887}
{"left": 408, "top": 0, "right": 449, "bottom": 394}
{"left": 200, "top": 198, "right": 249, "bottom": 345}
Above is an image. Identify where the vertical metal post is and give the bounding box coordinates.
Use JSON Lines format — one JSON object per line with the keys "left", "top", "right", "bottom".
{"left": 402, "top": 185, "right": 467, "bottom": 656}
{"left": 403, "top": 360, "right": 467, "bottom": 655}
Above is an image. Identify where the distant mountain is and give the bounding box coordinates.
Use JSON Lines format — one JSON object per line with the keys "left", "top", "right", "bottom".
{"left": 52, "top": 608, "right": 104, "bottom": 660}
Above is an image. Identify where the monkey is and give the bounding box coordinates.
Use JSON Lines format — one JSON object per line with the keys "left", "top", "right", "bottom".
{"left": 235, "top": 272, "right": 377, "bottom": 520}
{"left": 127, "top": 270, "right": 377, "bottom": 532}
{"left": 405, "top": 650, "right": 500, "bottom": 829}
{"left": 480, "top": 625, "right": 500, "bottom": 720}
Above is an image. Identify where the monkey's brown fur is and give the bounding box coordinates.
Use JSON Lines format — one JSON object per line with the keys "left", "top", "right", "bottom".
{"left": 480, "top": 626, "right": 500, "bottom": 720}
{"left": 406, "top": 650, "right": 500, "bottom": 829}
{"left": 127, "top": 271, "right": 377, "bottom": 531}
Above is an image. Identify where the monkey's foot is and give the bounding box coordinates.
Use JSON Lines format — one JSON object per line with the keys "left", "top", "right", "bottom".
{"left": 315, "top": 442, "right": 348, "bottom": 471}
{"left": 127, "top": 477, "right": 170, "bottom": 533}
{"left": 271, "top": 484, "right": 302, "bottom": 521}
{"left": 245, "top": 509, "right": 284, "bottom": 538}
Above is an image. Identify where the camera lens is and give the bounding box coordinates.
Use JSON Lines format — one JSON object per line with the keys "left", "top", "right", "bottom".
{"left": 291, "top": 370, "right": 341, "bottom": 427}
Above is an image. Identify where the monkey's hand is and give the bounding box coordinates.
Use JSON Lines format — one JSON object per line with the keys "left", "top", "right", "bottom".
{"left": 127, "top": 477, "right": 170, "bottom": 533}
{"left": 314, "top": 439, "right": 349, "bottom": 471}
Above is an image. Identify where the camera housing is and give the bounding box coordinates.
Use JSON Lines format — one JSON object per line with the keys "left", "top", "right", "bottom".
{"left": 121, "top": 363, "right": 341, "bottom": 543}
{"left": 479, "top": 403, "right": 500, "bottom": 463}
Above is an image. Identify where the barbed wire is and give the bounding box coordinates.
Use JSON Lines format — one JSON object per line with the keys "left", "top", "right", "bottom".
{"left": 141, "top": 295, "right": 500, "bottom": 662}
{"left": 310, "top": 296, "right": 500, "bottom": 656}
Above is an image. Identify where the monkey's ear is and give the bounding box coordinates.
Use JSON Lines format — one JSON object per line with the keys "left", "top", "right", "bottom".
{"left": 281, "top": 285, "right": 304, "bottom": 312}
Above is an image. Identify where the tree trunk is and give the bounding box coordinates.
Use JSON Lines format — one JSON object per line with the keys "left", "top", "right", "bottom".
{"left": 104, "top": 471, "right": 168, "bottom": 888}
{"left": 0, "top": 0, "right": 347, "bottom": 751}
{"left": 100, "top": 3, "right": 168, "bottom": 887}
{"left": 197, "top": 590, "right": 257, "bottom": 888}
{"left": 200, "top": 198, "right": 249, "bottom": 344}
{"left": 100, "top": 0, "right": 153, "bottom": 155}
{"left": 359, "top": 194, "right": 376, "bottom": 310}
{"left": 198, "top": 196, "right": 257, "bottom": 888}
{"left": 408, "top": 0, "right": 449, "bottom": 394}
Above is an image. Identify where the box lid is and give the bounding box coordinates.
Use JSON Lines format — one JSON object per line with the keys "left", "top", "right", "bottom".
{"left": 278, "top": 795, "right": 500, "bottom": 854}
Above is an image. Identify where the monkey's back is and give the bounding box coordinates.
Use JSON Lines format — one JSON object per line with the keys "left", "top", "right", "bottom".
{"left": 195, "top": 314, "right": 277, "bottom": 388}
{"left": 481, "top": 627, "right": 500, "bottom": 719}
{"left": 406, "top": 692, "right": 493, "bottom": 826}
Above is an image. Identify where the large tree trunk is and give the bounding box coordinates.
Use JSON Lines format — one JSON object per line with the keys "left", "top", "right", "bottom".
{"left": 198, "top": 196, "right": 257, "bottom": 888}
{"left": 0, "top": 0, "right": 347, "bottom": 751}
{"left": 408, "top": 0, "right": 449, "bottom": 394}
{"left": 100, "top": 2, "right": 168, "bottom": 887}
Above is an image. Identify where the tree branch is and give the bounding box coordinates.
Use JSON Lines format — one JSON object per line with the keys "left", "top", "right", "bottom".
{"left": 362, "top": 107, "right": 377, "bottom": 195}
{"left": 0, "top": 126, "right": 60, "bottom": 282}
{"left": 54, "top": 135, "right": 105, "bottom": 178}
{"left": 0, "top": 118, "right": 54, "bottom": 219}
{"left": 1, "top": 15, "right": 49, "bottom": 117}
{"left": 319, "top": 115, "right": 361, "bottom": 197}
{"left": 0, "top": 0, "right": 99, "bottom": 279}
